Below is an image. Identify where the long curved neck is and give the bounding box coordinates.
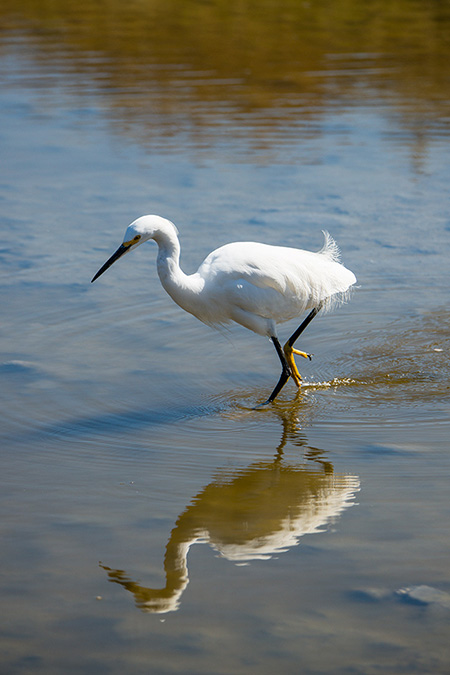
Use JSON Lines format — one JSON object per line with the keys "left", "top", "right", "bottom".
{"left": 154, "top": 227, "right": 203, "bottom": 309}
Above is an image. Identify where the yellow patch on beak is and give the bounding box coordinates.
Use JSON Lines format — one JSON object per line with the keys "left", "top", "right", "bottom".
{"left": 123, "top": 234, "right": 141, "bottom": 247}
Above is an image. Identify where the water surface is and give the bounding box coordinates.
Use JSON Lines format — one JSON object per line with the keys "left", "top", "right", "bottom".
{"left": 1, "top": 1, "right": 450, "bottom": 673}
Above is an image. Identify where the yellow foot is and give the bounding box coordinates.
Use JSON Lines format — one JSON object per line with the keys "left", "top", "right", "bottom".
{"left": 292, "top": 348, "right": 313, "bottom": 361}
{"left": 283, "top": 344, "right": 313, "bottom": 388}
{"left": 283, "top": 343, "right": 301, "bottom": 388}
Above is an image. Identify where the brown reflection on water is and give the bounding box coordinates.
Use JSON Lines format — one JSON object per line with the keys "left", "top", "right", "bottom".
{"left": 1, "top": 0, "right": 449, "bottom": 152}
{"left": 100, "top": 405, "right": 359, "bottom": 614}
{"left": 343, "top": 310, "right": 450, "bottom": 408}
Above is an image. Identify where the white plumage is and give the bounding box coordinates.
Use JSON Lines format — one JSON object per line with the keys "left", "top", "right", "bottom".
{"left": 92, "top": 215, "right": 356, "bottom": 403}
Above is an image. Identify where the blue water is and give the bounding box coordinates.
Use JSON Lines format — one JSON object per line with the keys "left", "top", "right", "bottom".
{"left": 1, "top": 9, "right": 450, "bottom": 674}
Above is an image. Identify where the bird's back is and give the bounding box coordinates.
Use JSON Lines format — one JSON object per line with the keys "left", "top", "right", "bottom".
{"left": 192, "top": 235, "right": 355, "bottom": 330}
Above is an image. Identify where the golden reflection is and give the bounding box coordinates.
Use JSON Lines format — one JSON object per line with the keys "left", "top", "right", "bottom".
{"left": 100, "top": 404, "right": 359, "bottom": 614}
{"left": 1, "top": 0, "right": 449, "bottom": 154}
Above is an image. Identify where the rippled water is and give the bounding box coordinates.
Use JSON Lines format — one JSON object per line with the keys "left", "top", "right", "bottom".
{"left": 1, "top": 1, "right": 450, "bottom": 673}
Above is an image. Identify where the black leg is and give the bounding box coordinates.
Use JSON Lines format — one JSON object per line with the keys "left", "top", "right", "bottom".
{"left": 265, "top": 305, "right": 322, "bottom": 404}
{"left": 286, "top": 304, "right": 322, "bottom": 348}
{"left": 265, "top": 336, "right": 292, "bottom": 403}
{"left": 264, "top": 305, "right": 322, "bottom": 405}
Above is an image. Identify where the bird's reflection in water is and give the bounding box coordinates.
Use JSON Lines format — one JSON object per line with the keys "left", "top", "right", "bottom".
{"left": 100, "top": 400, "right": 360, "bottom": 614}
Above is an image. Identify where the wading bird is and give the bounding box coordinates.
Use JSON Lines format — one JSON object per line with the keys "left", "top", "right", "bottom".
{"left": 92, "top": 215, "right": 356, "bottom": 403}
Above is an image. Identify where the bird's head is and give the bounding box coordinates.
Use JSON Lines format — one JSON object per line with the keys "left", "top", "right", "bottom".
{"left": 91, "top": 215, "right": 176, "bottom": 283}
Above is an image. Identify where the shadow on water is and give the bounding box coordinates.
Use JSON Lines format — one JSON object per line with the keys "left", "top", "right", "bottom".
{"left": 18, "top": 402, "right": 219, "bottom": 443}
{"left": 99, "top": 401, "right": 360, "bottom": 614}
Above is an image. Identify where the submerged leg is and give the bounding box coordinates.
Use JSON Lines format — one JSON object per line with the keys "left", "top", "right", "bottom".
{"left": 283, "top": 305, "right": 322, "bottom": 388}
{"left": 265, "top": 336, "right": 292, "bottom": 404}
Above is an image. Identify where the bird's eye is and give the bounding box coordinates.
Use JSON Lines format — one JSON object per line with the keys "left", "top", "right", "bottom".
{"left": 133, "top": 235, "right": 141, "bottom": 242}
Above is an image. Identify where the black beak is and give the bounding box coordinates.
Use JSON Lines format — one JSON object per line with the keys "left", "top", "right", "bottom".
{"left": 91, "top": 244, "right": 130, "bottom": 282}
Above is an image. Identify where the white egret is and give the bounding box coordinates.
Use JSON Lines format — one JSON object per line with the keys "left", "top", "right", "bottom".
{"left": 92, "top": 215, "right": 356, "bottom": 403}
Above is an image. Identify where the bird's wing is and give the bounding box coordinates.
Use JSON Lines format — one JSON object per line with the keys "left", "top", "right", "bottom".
{"left": 198, "top": 240, "right": 353, "bottom": 294}
{"left": 195, "top": 241, "right": 355, "bottom": 326}
{"left": 197, "top": 242, "right": 296, "bottom": 292}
